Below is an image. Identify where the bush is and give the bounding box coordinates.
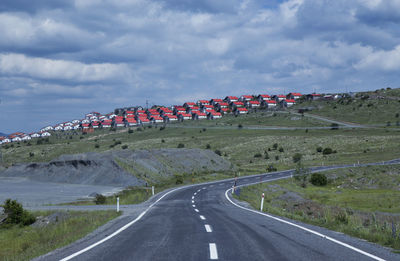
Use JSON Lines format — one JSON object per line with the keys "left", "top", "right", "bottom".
{"left": 264, "top": 152, "right": 270, "bottom": 160}
{"left": 29, "top": 152, "right": 34, "bottom": 157}
{"left": 175, "top": 175, "right": 183, "bottom": 184}
{"left": 128, "top": 129, "right": 134, "bottom": 134}
{"left": 322, "top": 148, "right": 333, "bottom": 155}
{"left": 293, "top": 153, "right": 302, "bottom": 163}
{"left": 310, "top": 173, "right": 327, "bottom": 186}
{"left": 267, "top": 164, "right": 277, "bottom": 172}
{"left": 122, "top": 145, "right": 128, "bottom": 149}
{"left": 275, "top": 155, "right": 279, "bottom": 161}
{"left": 177, "top": 143, "right": 185, "bottom": 148}
{"left": 95, "top": 144, "right": 100, "bottom": 148}
{"left": 94, "top": 194, "right": 106, "bottom": 205}
{"left": 278, "top": 147, "right": 284, "bottom": 152}
{"left": 206, "top": 144, "right": 211, "bottom": 149}
{"left": 316, "top": 146, "right": 323, "bottom": 153}
{"left": 330, "top": 123, "right": 339, "bottom": 130}
{"left": 137, "top": 127, "right": 143, "bottom": 131}
{"left": 161, "top": 139, "right": 165, "bottom": 143}
{"left": 214, "top": 149, "right": 222, "bottom": 156}
{"left": 238, "top": 124, "right": 243, "bottom": 129}
{"left": 272, "top": 143, "right": 278, "bottom": 150}
{"left": 1, "top": 199, "right": 36, "bottom": 226}
{"left": 254, "top": 153, "right": 262, "bottom": 158}
{"left": 159, "top": 126, "right": 165, "bottom": 131}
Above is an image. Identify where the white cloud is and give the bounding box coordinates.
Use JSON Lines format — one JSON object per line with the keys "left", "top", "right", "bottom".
{"left": 355, "top": 45, "right": 400, "bottom": 71}
{"left": 0, "top": 53, "right": 130, "bottom": 82}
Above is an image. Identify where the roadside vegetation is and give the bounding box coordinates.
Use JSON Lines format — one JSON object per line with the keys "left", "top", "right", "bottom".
{"left": 234, "top": 164, "right": 400, "bottom": 250}
{"left": 0, "top": 199, "right": 120, "bottom": 261}
{"left": 293, "top": 88, "right": 400, "bottom": 126}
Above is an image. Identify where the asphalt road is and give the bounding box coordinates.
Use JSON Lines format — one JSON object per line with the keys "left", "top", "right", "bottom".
{"left": 35, "top": 160, "right": 400, "bottom": 261}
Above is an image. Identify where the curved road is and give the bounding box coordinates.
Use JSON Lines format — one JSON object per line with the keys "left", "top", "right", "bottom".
{"left": 35, "top": 160, "right": 400, "bottom": 261}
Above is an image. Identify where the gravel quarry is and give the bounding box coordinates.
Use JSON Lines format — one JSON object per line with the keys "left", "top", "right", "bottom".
{"left": 0, "top": 148, "right": 233, "bottom": 206}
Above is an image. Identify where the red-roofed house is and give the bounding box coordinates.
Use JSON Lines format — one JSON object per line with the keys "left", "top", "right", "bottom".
{"left": 273, "top": 95, "right": 286, "bottom": 102}
{"left": 207, "top": 111, "right": 222, "bottom": 120}
{"left": 126, "top": 118, "right": 138, "bottom": 127}
{"left": 210, "top": 98, "right": 223, "bottom": 105}
{"left": 262, "top": 100, "right": 277, "bottom": 108}
{"left": 163, "top": 114, "right": 178, "bottom": 123}
{"left": 150, "top": 116, "right": 164, "bottom": 123}
{"left": 280, "top": 99, "right": 296, "bottom": 107}
{"left": 234, "top": 107, "right": 248, "bottom": 115}
{"left": 183, "top": 102, "right": 196, "bottom": 109}
{"left": 230, "top": 101, "right": 244, "bottom": 110}
{"left": 197, "top": 100, "right": 210, "bottom": 106}
{"left": 287, "top": 93, "right": 302, "bottom": 100}
{"left": 306, "top": 93, "right": 322, "bottom": 100}
{"left": 239, "top": 95, "right": 253, "bottom": 102}
{"left": 246, "top": 100, "right": 261, "bottom": 108}
{"left": 177, "top": 113, "right": 192, "bottom": 121}
{"left": 192, "top": 112, "right": 207, "bottom": 120}
{"left": 257, "top": 94, "right": 271, "bottom": 102}
{"left": 224, "top": 96, "right": 238, "bottom": 103}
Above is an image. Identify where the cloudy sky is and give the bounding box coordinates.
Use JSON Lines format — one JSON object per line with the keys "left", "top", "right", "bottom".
{"left": 1, "top": 0, "right": 400, "bottom": 134}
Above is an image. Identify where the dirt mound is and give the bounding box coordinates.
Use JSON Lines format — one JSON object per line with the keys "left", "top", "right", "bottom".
{"left": 0, "top": 149, "right": 234, "bottom": 187}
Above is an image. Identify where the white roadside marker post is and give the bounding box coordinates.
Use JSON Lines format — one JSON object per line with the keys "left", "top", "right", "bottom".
{"left": 260, "top": 193, "right": 264, "bottom": 212}
{"left": 117, "top": 197, "right": 120, "bottom": 212}
{"left": 152, "top": 186, "right": 155, "bottom": 196}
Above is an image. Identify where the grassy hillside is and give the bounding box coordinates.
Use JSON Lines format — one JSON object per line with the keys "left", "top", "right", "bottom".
{"left": 293, "top": 88, "right": 400, "bottom": 125}
{"left": 235, "top": 164, "right": 400, "bottom": 250}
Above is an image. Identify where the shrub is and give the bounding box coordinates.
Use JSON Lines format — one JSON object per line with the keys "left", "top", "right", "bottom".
{"left": 122, "top": 145, "right": 128, "bottom": 149}
{"left": 94, "top": 194, "right": 106, "bottom": 205}
{"left": 275, "top": 155, "right": 279, "bottom": 161}
{"left": 206, "top": 144, "right": 211, "bottom": 149}
{"left": 310, "top": 173, "right": 327, "bottom": 186}
{"left": 278, "top": 147, "right": 284, "bottom": 152}
{"left": 322, "top": 148, "right": 333, "bottom": 155}
{"left": 177, "top": 143, "right": 185, "bottom": 148}
{"left": 128, "top": 129, "right": 134, "bottom": 134}
{"left": 136, "top": 127, "right": 143, "bottom": 131}
{"left": 330, "top": 123, "right": 339, "bottom": 130}
{"left": 264, "top": 152, "right": 270, "bottom": 160}
{"left": 254, "top": 153, "right": 262, "bottom": 158}
{"left": 238, "top": 124, "right": 243, "bottom": 129}
{"left": 161, "top": 139, "right": 165, "bottom": 143}
{"left": 29, "top": 152, "right": 34, "bottom": 157}
{"left": 267, "top": 164, "right": 277, "bottom": 172}
{"left": 293, "top": 153, "right": 302, "bottom": 163}
{"left": 272, "top": 143, "right": 278, "bottom": 150}
{"left": 159, "top": 126, "right": 165, "bottom": 131}
{"left": 214, "top": 149, "right": 222, "bottom": 156}
{"left": 316, "top": 146, "right": 323, "bottom": 153}
{"left": 95, "top": 144, "right": 100, "bottom": 148}
{"left": 202, "top": 128, "right": 207, "bottom": 132}
{"left": 1, "top": 199, "right": 36, "bottom": 226}
{"left": 175, "top": 175, "right": 183, "bottom": 184}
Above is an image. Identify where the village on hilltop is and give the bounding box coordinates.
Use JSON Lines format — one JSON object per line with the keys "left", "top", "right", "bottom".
{"left": 0, "top": 92, "right": 336, "bottom": 144}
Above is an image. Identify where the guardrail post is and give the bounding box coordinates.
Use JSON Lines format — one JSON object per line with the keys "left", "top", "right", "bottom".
{"left": 117, "top": 197, "right": 120, "bottom": 212}
{"left": 260, "top": 193, "right": 264, "bottom": 212}
{"left": 152, "top": 186, "right": 155, "bottom": 196}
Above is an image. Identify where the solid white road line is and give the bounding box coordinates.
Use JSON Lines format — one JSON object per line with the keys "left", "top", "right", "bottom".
{"left": 209, "top": 243, "right": 218, "bottom": 260}
{"left": 194, "top": 192, "right": 197, "bottom": 195}
{"left": 59, "top": 185, "right": 190, "bottom": 261}
{"left": 194, "top": 209, "right": 199, "bottom": 212}
{"left": 192, "top": 205, "right": 196, "bottom": 208}
{"left": 224, "top": 183, "right": 386, "bottom": 261}
{"left": 192, "top": 196, "right": 194, "bottom": 199}
{"left": 205, "top": 224, "right": 212, "bottom": 233}
{"left": 192, "top": 200, "right": 195, "bottom": 203}
{"left": 200, "top": 215, "right": 206, "bottom": 220}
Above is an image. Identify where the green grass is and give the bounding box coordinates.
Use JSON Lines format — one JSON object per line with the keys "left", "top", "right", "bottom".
{"left": 0, "top": 210, "right": 120, "bottom": 261}
{"left": 293, "top": 95, "right": 400, "bottom": 126}
{"left": 2, "top": 123, "right": 400, "bottom": 175}
{"left": 235, "top": 164, "right": 400, "bottom": 250}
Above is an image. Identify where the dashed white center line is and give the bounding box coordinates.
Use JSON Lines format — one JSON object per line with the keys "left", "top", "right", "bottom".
{"left": 197, "top": 189, "right": 201, "bottom": 192}
{"left": 194, "top": 209, "right": 199, "bottom": 212}
{"left": 192, "top": 200, "right": 194, "bottom": 203}
{"left": 204, "top": 224, "right": 212, "bottom": 233}
{"left": 209, "top": 243, "right": 218, "bottom": 260}
{"left": 194, "top": 192, "right": 197, "bottom": 195}
{"left": 192, "top": 204, "right": 196, "bottom": 208}
{"left": 192, "top": 196, "right": 194, "bottom": 199}
{"left": 202, "top": 187, "right": 206, "bottom": 189}
{"left": 199, "top": 215, "right": 206, "bottom": 220}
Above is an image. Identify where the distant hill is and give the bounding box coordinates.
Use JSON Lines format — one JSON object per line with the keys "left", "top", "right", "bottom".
{"left": 0, "top": 132, "right": 7, "bottom": 137}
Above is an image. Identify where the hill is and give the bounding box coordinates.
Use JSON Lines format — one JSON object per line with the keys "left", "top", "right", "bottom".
{"left": 293, "top": 87, "right": 400, "bottom": 126}
{"left": 0, "top": 132, "right": 7, "bottom": 137}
